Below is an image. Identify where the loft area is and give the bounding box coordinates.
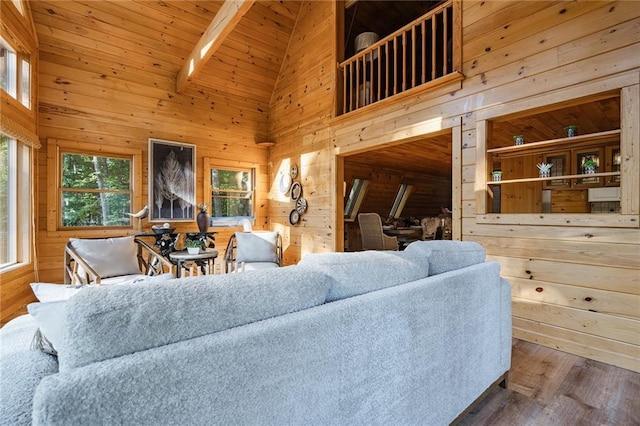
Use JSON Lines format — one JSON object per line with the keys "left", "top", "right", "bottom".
{"left": 343, "top": 0, "right": 445, "bottom": 58}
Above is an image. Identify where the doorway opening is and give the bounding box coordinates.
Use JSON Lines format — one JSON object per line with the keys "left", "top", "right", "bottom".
{"left": 340, "top": 131, "right": 453, "bottom": 251}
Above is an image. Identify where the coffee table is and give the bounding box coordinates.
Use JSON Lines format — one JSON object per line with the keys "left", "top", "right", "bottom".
{"left": 169, "top": 249, "right": 219, "bottom": 278}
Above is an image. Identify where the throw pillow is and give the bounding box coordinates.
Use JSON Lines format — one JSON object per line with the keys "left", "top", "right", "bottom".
{"left": 235, "top": 231, "right": 278, "bottom": 263}
{"left": 69, "top": 236, "right": 140, "bottom": 279}
{"left": 27, "top": 301, "right": 67, "bottom": 356}
{"left": 30, "top": 283, "right": 83, "bottom": 302}
{"left": 403, "top": 240, "right": 486, "bottom": 275}
{"left": 298, "top": 250, "right": 430, "bottom": 302}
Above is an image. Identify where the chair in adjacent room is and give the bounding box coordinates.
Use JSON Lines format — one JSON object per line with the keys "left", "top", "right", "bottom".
{"left": 421, "top": 217, "right": 440, "bottom": 240}
{"left": 223, "top": 231, "right": 283, "bottom": 273}
{"left": 358, "top": 213, "right": 399, "bottom": 251}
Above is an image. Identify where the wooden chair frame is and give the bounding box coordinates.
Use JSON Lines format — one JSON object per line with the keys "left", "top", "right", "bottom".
{"left": 223, "top": 232, "right": 283, "bottom": 273}
{"left": 64, "top": 237, "right": 174, "bottom": 285}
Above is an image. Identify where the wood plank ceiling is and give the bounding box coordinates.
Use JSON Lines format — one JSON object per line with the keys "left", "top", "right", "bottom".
{"left": 30, "top": 0, "right": 302, "bottom": 142}
{"left": 34, "top": 0, "right": 607, "bottom": 179}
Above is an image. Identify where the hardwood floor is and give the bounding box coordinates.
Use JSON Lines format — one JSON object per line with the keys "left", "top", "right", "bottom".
{"left": 459, "top": 339, "right": 640, "bottom": 426}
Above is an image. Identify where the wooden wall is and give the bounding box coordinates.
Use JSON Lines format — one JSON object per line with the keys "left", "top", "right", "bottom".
{"left": 268, "top": 1, "right": 337, "bottom": 261}
{"left": 324, "top": 1, "right": 639, "bottom": 372}
{"left": 31, "top": 3, "right": 271, "bottom": 288}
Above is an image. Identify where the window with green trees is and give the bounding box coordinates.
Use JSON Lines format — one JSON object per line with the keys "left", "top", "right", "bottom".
{"left": 60, "top": 152, "right": 133, "bottom": 227}
{"left": 210, "top": 167, "right": 254, "bottom": 220}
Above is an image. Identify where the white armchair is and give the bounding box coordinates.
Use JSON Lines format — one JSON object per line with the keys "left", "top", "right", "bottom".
{"left": 64, "top": 236, "right": 173, "bottom": 285}
{"left": 223, "top": 231, "right": 283, "bottom": 273}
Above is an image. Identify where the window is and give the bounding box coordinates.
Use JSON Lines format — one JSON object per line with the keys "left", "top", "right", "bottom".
{"left": 344, "top": 178, "right": 369, "bottom": 222}
{"left": 209, "top": 166, "right": 255, "bottom": 223}
{"left": 19, "top": 56, "right": 29, "bottom": 108}
{"left": 0, "top": 134, "right": 30, "bottom": 270}
{"left": 0, "top": 37, "right": 17, "bottom": 98}
{"left": 60, "top": 152, "right": 133, "bottom": 227}
{"left": 389, "top": 184, "right": 414, "bottom": 218}
{"left": 47, "top": 140, "right": 143, "bottom": 231}
{"left": 11, "top": 0, "right": 25, "bottom": 15}
{"left": 0, "top": 36, "right": 30, "bottom": 109}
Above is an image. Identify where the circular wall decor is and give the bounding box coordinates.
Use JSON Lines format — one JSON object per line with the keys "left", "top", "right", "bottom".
{"left": 289, "top": 209, "right": 300, "bottom": 225}
{"left": 290, "top": 164, "right": 298, "bottom": 178}
{"left": 279, "top": 172, "right": 292, "bottom": 195}
{"left": 296, "top": 197, "right": 307, "bottom": 214}
{"left": 290, "top": 181, "right": 302, "bottom": 200}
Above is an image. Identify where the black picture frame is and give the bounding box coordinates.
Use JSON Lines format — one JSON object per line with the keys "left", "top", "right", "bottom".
{"left": 148, "top": 138, "right": 196, "bottom": 222}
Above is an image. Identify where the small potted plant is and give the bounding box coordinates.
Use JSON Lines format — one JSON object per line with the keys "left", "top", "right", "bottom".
{"left": 565, "top": 125, "right": 578, "bottom": 137}
{"left": 185, "top": 239, "right": 203, "bottom": 254}
{"left": 582, "top": 157, "right": 597, "bottom": 174}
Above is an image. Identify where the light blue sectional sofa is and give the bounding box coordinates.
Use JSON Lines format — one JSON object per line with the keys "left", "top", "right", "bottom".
{"left": 0, "top": 241, "right": 511, "bottom": 425}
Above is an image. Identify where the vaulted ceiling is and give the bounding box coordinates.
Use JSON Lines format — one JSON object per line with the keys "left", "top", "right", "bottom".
{"left": 29, "top": 1, "right": 615, "bottom": 176}
{"left": 30, "top": 0, "right": 301, "bottom": 116}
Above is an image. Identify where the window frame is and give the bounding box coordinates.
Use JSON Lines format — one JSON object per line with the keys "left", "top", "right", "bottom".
{"left": 344, "top": 178, "right": 370, "bottom": 222}
{"left": 0, "top": 134, "right": 31, "bottom": 272}
{"left": 46, "top": 139, "right": 143, "bottom": 233}
{"left": 0, "top": 35, "right": 30, "bottom": 109}
{"left": 203, "top": 158, "right": 257, "bottom": 226}
{"left": 389, "top": 183, "right": 415, "bottom": 219}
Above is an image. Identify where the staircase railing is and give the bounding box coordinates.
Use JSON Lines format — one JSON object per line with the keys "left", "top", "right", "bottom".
{"left": 339, "top": 0, "right": 455, "bottom": 114}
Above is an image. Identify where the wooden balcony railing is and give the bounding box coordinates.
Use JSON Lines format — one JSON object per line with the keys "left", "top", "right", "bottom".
{"left": 338, "top": 0, "right": 457, "bottom": 115}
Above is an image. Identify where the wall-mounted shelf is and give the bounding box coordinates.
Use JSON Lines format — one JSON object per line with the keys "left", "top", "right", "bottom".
{"left": 489, "top": 171, "right": 620, "bottom": 185}
{"left": 487, "top": 129, "right": 620, "bottom": 158}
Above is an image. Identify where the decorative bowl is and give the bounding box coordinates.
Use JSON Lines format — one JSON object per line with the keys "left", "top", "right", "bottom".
{"left": 151, "top": 226, "right": 175, "bottom": 235}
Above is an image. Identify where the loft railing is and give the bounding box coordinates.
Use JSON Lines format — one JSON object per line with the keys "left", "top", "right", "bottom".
{"left": 339, "top": 0, "right": 456, "bottom": 115}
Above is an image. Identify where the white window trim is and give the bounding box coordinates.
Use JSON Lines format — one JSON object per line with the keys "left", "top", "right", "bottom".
{"left": 0, "top": 135, "right": 31, "bottom": 272}
{"left": 344, "top": 178, "right": 370, "bottom": 222}
{"left": 389, "top": 183, "right": 414, "bottom": 219}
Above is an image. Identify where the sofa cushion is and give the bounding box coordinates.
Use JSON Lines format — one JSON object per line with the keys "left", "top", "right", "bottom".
{"left": 56, "top": 266, "right": 331, "bottom": 370}
{"left": 404, "top": 240, "right": 486, "bottom": 275}
{"left": 69, "top": 236, "right": 140, "bottom": 279}
{"left": 235, "top": 231, "right": 279, "bottom": 263}
{"left": 28, "top": 274, "right": 174, "bottom": 356}
{"left": 298, "top": 250, "right": 430, "bottom": 302}
{"left": 0, "top": 315, "right": 58, "bottom": 426}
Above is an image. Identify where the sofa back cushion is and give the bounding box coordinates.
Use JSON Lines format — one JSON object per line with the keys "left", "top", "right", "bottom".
{"left": 69, "top": 236, "right": 140, "bottom": 279}
{"left": 298, "top": 250, "right": 430, "bottom": 302}
{"left": 57, "top": 266, "right": 331, "bottom": 370}
{"left": 403, "top": 240, "right": 486, "bottom": 275}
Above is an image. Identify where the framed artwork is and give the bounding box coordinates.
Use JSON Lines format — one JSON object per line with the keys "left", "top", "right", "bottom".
{"left": 148, "top": 138, "right": 196, "bottom": 222}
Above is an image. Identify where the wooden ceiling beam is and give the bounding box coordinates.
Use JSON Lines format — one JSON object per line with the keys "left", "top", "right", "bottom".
{"left": 176, "top": 0, "right": 255, "bottom": 94}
